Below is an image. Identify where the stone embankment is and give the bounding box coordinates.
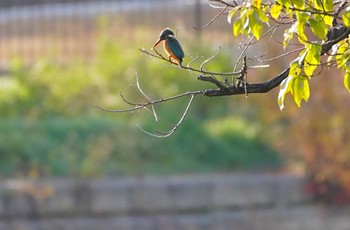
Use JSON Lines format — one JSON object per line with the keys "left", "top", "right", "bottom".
{"left": 0, "top": 174, "right": 349, "bottom": 230}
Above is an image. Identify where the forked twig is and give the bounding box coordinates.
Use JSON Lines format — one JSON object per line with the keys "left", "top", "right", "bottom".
{"left": 200, "top": 46, "right": 221, "bottom": 71}
{"left": 136, "top": 94, "right": 196, "bottom": 138}
{"left": 95, "top": 90, "right": 203, "bottom": 113}
{"left": 135, "top": 73, "right": 158, "bottom": 121}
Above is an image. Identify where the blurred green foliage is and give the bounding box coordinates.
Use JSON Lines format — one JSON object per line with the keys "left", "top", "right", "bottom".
{"left": 0, "top": 29, "right": 282, "bottom": 177}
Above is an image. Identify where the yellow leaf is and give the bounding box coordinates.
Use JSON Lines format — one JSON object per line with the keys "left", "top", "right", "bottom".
{"left": 227, "top": 7, "right": 240, "bottom": 24}
{"left": 254, "top": 0, "right": 262, "bottom": 8}
{"left": 257, "top": 8, "right": 269, "bottom": 23}
{"left": 304, "top": 44, "right": 321, "bottom": 77}
{"left": 270, "top": 4, "right": 282, "bottom": 19}
{"left": 233, "top": 17, "right": 243, "bottom": 36}
{"left": 345, "top": 71, "right": 350, "bottom": 93}
{"left": 314, "top": 0, "right": 323, "bottom": 11}
{"left": 283, "top": 22, "right": 297, "bottom": 48}
{"left": 292, "top": 75, "right": 310, "bottom": 107}
{"left": 291, "top": 0, "right": 305, "bottom": 9}
{"left": 323, "top": 0, "right": 334, "bottom": 11}
{"left": 278, "top": 75, "right": 293, "bottom": 110}
{"left": 324, "top": 15, "right": 333, "bottom": 26}
{"left": 252, "top": 21, "right": 263, "bottom": 40}
{"left": 250, "top": 11, "right": 263, "bottom": 40}
{"left": 309, "top": 18, "right": 327, "bottom": 39}
{"left": 343, "top": 9, "right": 350, "bottom": 26}
{"left": 296, "top": 21, "right": 308, "bottom": 43}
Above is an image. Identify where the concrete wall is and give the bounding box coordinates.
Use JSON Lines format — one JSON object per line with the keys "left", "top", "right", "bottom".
{"left": 0, "top": 174, "right": 349, "bottom": 230}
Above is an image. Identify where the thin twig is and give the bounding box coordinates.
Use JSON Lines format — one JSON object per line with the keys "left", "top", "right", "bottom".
{"left": 208, "top": 0, "right": 238, "bottom": 8}
{"left": 135, "top": 74, "right": 159, "bottom": 121}
{"left": 200, "top": 46, "right": 221, "bottom": 71}
{"left": 95, "top": 90, "right": 203, "bottom": 113}
{"left": 255, "top": 25, "right": 279, "bottom": 60}
{"left": 186, "top": 52, "right": 202, "bottom": 76}
{"left": 234, "top": 36, "right": 254, "bottom": 72}
{"left": 194, "top": 5, "right": 228, "bottom": 30}
{"left": 259, "top": 47, "right": 304, "bottom": 62}
{"left": 136, "top": 94, "right": 196, "bottom": 138}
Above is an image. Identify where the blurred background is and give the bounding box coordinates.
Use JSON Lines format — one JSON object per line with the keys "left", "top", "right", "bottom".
{"left": 0, "top": 0, "right": 350, "bottom": 229}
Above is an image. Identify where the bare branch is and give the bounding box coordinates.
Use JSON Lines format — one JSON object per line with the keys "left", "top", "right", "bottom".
{"left": 95, "top": 90, "right": 203, "bottom": 114}
{"left": 200, "top": 46, "right": 221, "bottom": 71}
{"left": 193, "top": 5, "right": 228, "bottom": 30}
{"left": 208, "top": 0, "right": 239, "bottom": 8}
{"left": 259, "top": 47, "right": 304, "bottom": 63}
{"left": 198, "top": 75, "right": 229, "bottom": 90}
{"left": 136, "top": 94, "right": 196, "bottom": 138}
{"left": 140, "top": 48, "right": 241, "bottom": 76}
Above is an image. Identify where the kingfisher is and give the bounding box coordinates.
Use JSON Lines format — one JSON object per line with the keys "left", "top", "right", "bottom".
{"left": 152, "top": 28, "right": 185, "bottom": 67}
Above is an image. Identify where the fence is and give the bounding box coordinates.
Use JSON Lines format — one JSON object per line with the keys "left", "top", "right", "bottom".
{"left": 0, "top": 0, "right": 231, "bottom": 69}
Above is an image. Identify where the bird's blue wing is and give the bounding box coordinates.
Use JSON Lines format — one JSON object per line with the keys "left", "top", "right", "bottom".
{"left": 168, "top": 38, "right": 184, "bottom": 59}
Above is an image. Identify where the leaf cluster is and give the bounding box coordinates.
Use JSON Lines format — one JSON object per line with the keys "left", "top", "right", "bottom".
{"left": 226, "top": 0, "right": 350, "bottom": 109}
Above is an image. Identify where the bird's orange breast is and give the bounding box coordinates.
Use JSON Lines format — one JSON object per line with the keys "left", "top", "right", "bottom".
{"left": 164, "top": 40, "right": 182, "bottom": 64}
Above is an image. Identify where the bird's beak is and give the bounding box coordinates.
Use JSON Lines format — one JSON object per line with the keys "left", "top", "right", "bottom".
{"left": 152, "top": 38, "right": 162, "bottom": 49}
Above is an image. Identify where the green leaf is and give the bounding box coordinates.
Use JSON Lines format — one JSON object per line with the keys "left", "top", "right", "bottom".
{"left": 290, "top": 61, "right": 301, "bottom": 76}
{"left": 233, "top": 17, "right": 243, "bottom": 36}
{"left": 335, "top": 42, "right": 347, "bottom": 66}
{"left": 243, "top": 15, "right": 250, "bottom": 30}
{"left": 291, "top": 0, "right": 305, "bottom": 9}
{"left": 291, "top": 75, "right": 310, "bottom": 107}
{"left": 345, "top": 71, "right": 350, "bottom": 93}
{"left": 298, "top": 48, "right": 308, "bottom": 65}
{"left": 278, "top": 61, "right": 301, "bottom": 110}
{"left": 241, "top": 9, "right": 251, "bottom": 33}
{"left": 314, "top": 0, "right": 323, "bottom": 11}
{"left": 283, "top": 30, "right": 293, "bottom": 48}
{"left": 309, "top": 18, "right": 327, "bottom": 39}
{"left": 340, "top": 55, "right": 350, "bottom": 69}
{"left": 278, "top": 75, "right": 293, "bottom": 110}
{"left": 343, "top": 9, "right": 350, "bottom": 26}
{"left": 334, "top": 41, "right": 350, "bottom": 69}
{"left": 304, "top": 43, "right": 321, "bottom": 77}
{"left": 257, "top": 8, "right": 269, "bottom": 23}
{"left": 297, "top": 21, "right": 308, "bottom": 43}
{"left": 227, "top": 7, "right": 240, "bottom": 24}
{"left": 277, "top": 0, "right": 290, "bottom": 8}
{"left": 283, "top": 22, "right": 297, "bottom": 48}
{"left": 296, "top": 12, "right": 310, "bottom": 23}
{"left": 323, "top": 0, "right": 334, "bottom": 12}
{"left": 250, "top": 11, "right": 263, "bottom": 40}
{"left": 252, "top": 21, "right": 263, "bottom": 40}
{"left": 324, "top": 15, "right": 333, "bottom": 26}
{"left": 270, "top": 4, "right": 282, "bottom": 19}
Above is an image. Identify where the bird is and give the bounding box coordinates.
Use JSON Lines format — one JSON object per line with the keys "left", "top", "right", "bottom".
{"left": 152, "top": 28, "right": 184, "bottom": 67}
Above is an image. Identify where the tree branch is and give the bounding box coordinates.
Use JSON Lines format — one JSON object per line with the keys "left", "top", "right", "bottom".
{"left": 203, "top": 68, "right": 290, "bottom": 96}
{"left": 140, "top": 48, "right": 241, "bottom": 76}
{"left": 97, "top": 21, "right": 350, "bottom": 137}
